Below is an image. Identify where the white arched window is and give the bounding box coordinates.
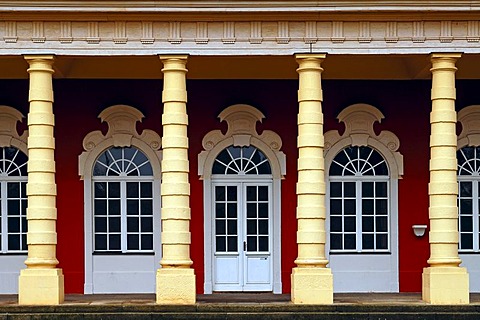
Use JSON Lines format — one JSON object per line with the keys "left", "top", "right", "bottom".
{"left": 92, "top": 146, "right": 154, "bottom": 253}
{"left": 0, "top": 105, "right": 28, "bottom": 294}
{"left": 324, "top": 103, "right": 403, "bottom": 293}
{"left": 329, "top": 146, "right": 389, "bottom": 252}
{"left": 198, "top": 104, "right": 286, "bottom": 294}
{"left": 79, "top": 105, "right": 161, "bottom": 294}
{"left": 457, "top": 146, "right": 480, "bottom": 252}
{"left": 0, "top": 146, "right": 28, "bottom": 253}
{"left": 457, "top": 105, "right": 480, "bottom": 293}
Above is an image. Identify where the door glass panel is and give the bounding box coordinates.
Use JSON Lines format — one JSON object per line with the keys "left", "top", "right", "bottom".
{"left": 227, "top": 236, "right": 237, "bottom": 251}
{"left": 259, "top": 236, "right": 268, "bottom": 251}
{"left": 227, "top": 203, "right": 237, "bottom": 218}
{"left": 215, "top": 185, "right": 238, "bottom": 253}
{"left": 245, "top": 186, "right": 269, "bottom": 253}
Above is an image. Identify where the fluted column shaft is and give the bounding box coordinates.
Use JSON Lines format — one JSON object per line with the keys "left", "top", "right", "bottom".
{"left": 156, "top": 55, "right": 195, "bottom": 305}
{"left": 291, "top": 54, "right": 333, "bottom": 304}
{"left": 422, "top": 53, "right": 469, "bottom": 305}
{"left": 18, "top": 55, "right": 64, "bottom": 305}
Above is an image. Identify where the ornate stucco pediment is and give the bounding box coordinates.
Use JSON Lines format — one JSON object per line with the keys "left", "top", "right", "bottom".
{"left": 82, "top": 105, "right": 161, "bottom": 151}
{"left": 325, "top": 103, "right": 403, "bottom": 178}
{"left": 79, "top": 104, "right": 162, "bottom": 179}
{"left": 458, "top": 105, "right": 480, "bottom": 148}
{"left": 202, "top": 104, "right": 282, "bottom": 152}
{"left": 199, "top": 104, "right": 286, "bottom": 178}
{"left": 0, "top": 105, "right": 28, "bottom": 154}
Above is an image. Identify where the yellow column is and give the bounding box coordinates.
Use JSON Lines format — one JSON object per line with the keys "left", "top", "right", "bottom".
{"left": 18, "top": 55, "right": 64, "bottom": 305}
{"left": 156, "top": 55, "right": 196, "bottom": 305}
{"left": 291, "top": 54, "right": 333, "bottom": 304}
{"left": 422, "top": 53, "right": 469, "bottom": 305}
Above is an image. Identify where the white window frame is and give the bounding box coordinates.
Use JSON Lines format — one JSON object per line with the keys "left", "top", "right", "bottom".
{"left": 0, "top": 150, "right": 28, "bottom": 254}
{"left": 329, "top": 147, "right": 391, "bottom": 253}
{"left": 79, "top": 105, "right": 162, "bottom": 294}
{"left": 457, "top": 176, "right": 480, "bottom": 252}
{"left": 198, "top": 104, "right": 286, "bottom": 294}
{"left": 324, "top": 103, "right": 403, "bottom": 292}
{"left": 0, "top": 105, "right": 29, "bottom": 294}
{"left": 91, "top": 149, "right": 155, "bottom": 254}
{"left": 457, "top": 105, "right": 480, "bottom": 293}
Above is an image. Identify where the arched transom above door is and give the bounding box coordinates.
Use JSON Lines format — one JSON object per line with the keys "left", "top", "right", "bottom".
{"left": 198, "top": 104, "right": 286, "bottom": 179}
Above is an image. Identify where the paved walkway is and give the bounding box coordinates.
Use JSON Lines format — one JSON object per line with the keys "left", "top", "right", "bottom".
{"left": 1, "top": 293, "right": 480, "bottom": 319}
{"left": 0, "top": 292, "right": 479, "bottom": 305}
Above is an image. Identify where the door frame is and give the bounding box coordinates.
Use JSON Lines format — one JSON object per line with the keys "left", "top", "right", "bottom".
{"left": 210, "top": 179, "right": 274, "bottom": 292}
{"left": 326, "top": 173, "right": 400, "bottom": 292}
{"left": 197, "top": 104, "right": 286, "bottom": 294}
{"left": 323, "top": 103, "right": 404, "bottom": 293}
{"left": 204, "top": 175, "right": 281, "bottom": 293}
{"left": 78, "top": 104, "right": 163, "bottom": 294}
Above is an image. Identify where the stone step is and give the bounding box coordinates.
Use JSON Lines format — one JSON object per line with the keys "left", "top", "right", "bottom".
{"left": 2, "top": 304, "right": 480, "bottom": 320}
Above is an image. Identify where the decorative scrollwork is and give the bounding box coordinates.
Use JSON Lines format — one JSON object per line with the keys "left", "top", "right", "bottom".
{"left": 198, "top": 104, "right": 286, "bottom": 178}
{"left": 324, "top": 103, "right": 404, "bottom": 178}
{"left": 79, "top": 104, "right": 162, "bottom": 179}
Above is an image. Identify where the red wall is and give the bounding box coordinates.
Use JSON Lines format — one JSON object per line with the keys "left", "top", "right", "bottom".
{"left": 1, "top": 78, "right": 478, "bottom": 294}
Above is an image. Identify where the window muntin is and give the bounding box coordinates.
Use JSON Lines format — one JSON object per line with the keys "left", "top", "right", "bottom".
{"left": 93, "top": 147, "right": 154, "bottom": 253}
{"left": 245, "top": 185, "right": 269, "bottom": 252}
{"left": 212, "top": 146, "right": 271, "bottom": 175}
{"left": 329, "top": 146, "right": 390, "bottom": 253}
{"left": 457, "top": 146, "right": 480, "bottom": 252}
{"left": 214, "top": 184, "right": 270, "bottom": 254}
{"left": 0, "top": 147, "right": 28, "bottom": 254}
{"left": 213, "top": 146, "right": 272, "bottom": 254}
{"left": 215, "top": 185, "right": 238, "bottom": 253}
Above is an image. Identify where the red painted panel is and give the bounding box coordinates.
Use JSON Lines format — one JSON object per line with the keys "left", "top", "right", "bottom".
{"left": 2, "top": 78, "right": 478, "bottom": 295}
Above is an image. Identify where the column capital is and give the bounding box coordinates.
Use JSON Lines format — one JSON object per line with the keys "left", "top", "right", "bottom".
{"left": 295, "top": 53, "right": 327, "bottom": 61}
{"left": 159, "top": 54, "right": 189, "bottom": 62}
{"left": 24, "top": 55, "right": 55, "bottom": 76}
{"left": 430, "top": 53, "right": 461, "bottom": 73}
{"left": 430, "top": 52, "right": 462, "bottom": 61}
{"left": 24, "top": 55, "right": 55, "bottom": 63}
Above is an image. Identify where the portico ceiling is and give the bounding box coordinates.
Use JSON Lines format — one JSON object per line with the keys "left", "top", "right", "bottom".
{"left": 1, "top": 54, "right": 480, "bottom": 80}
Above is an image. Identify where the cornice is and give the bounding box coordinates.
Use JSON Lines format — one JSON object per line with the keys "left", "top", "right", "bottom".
{"left": 2, "top": 10, "right": 480, "bottom": 56}
{"left": 1, "top": 1, "right": 480, "bottom": 14}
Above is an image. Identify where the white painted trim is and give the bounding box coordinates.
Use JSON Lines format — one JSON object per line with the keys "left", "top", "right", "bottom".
{"left": 2, "top": 1, "right": 480, "bottom": 13}
{"left": 457, "top": 105, "right": 480, "bottom": 292}
{"left": 1, "top": 18, "right": 480, "bottom": 56}
{"left": 0, "top": 105, "right": 28, "bottom": 155}
{"left": 0, "top": 106, "right": 28, "bottom": 294}
{"left": 324, "top": 103, "right": 403, "bottom": 292}
{"left": 79, "top": 104, "right": 162, "bottom": 294}
{"left": 458, "top": 105, "right": 480, "bottom": 149}
{"left": 199, "top": 104, "right": 284, "bottom": 294}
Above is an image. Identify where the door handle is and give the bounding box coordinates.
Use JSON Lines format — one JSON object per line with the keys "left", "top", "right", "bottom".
{"left": 243, "top": 241, "right": 246, "bottom": 252}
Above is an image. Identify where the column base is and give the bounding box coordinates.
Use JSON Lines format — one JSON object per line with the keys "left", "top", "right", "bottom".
{"left": 291, "top": 267, "right": 333, "bottom": 304}
{"left": 18, "top": 268, "right": 64, "bottom": 305}
{"left": 156, "top": 268, "right": 196, "bottom": 304}
{"left": 422, "top": 267, "right": 469, "bottom": 304}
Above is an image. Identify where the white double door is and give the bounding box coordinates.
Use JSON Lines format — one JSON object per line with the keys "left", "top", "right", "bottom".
{"left": 212, "top": 182, "right": 273, "bottom": 291}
